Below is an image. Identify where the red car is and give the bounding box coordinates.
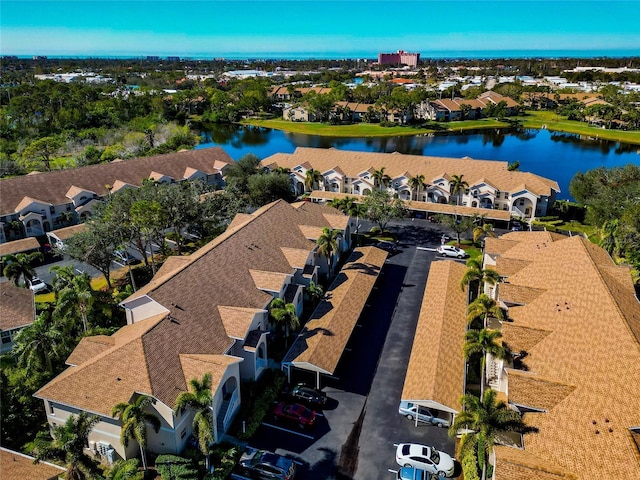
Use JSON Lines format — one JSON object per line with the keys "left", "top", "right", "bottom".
{"left": 272, "top": 402, "right": 317, "bottom": 428}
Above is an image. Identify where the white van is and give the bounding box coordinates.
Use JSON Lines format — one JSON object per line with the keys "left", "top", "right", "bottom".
{"left": 398, "top": 401, "right": 450, "bottom": 428}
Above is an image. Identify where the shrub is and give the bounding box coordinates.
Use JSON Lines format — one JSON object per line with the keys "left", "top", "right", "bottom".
{"left": 155, "top": 454, "right": 199, "bottom": 480}
{"left": 231, "top": 369, "right": 286, "bottom": 440}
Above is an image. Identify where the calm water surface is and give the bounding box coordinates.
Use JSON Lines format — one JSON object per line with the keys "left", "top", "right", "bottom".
{"left": 197, "top": 125, "right": 640, "bottom": 200}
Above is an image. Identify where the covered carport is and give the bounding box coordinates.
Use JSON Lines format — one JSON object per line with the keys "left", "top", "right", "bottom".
{"left": 401, "top": 260, "right": 469, "bottom": 425}
{"left": 282, "top": 246, "right": 388, "bottom": 389}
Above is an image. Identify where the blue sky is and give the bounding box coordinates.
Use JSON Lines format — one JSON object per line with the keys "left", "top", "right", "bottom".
{"left": 1, "top": 0, "right": 639, "bottom": 58}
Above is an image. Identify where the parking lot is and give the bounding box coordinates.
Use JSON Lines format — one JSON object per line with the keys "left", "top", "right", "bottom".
{"left": 248, "top": 219, "right": 459, "bottom": 479}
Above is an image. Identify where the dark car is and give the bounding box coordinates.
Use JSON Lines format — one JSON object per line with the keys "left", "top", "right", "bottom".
{"left": 237, "top": 446, "right": 297, "bottom": 480}
{"left": 375, "top": 240, "right": 398, "bottom": 253}
{"left": 272, "top": 402, "right": 317, "bottom": 428}
{"left": 289, "top": 384, "right": 327, "bottom": 409}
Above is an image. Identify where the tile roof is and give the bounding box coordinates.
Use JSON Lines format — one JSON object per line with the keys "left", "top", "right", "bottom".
{"left": 1, "top": 447, "right": 66, "bottom": 480}
{"left": 263, "top": 147, "right": 559, "bottom": 197}
{"left": 261, "top": 147, "right": 560, "bottom": 195}
{"left": 401, "top": 260, "right": 468, "bottom": 412}
{"left": 492, "top": 233, "right": 640, "bottom": 479}
{"left": 493, "top": 257, "right": 532, "bottom": 277}
{"left": 0, "top": 237, "right": 41, "bottom": 256}
{"left": 498, "top": 283, "right": 546, "bottom": 305}
{"left": 65, "top": 335, "right": 115, "bottom": 366}
{"left": 284, "top": 247, "right": 387, "bottom": 374}
{"left": 218, "top": 306, "right": 264, "bottom": 339}
{"left": 280, "top": 247, "right": 311, "bottom": 269}
{"left": 500, "top": 323, "right": 552, "bottom": 354}
{"left": 250, "top": 269, "right": 291, "bottom": 293}
{"left": 0, "top": 282, "right": 35, "bottom": 331}
{"left": 494, "top": 447, "right": 577, "bottom": 480}
{"left": 0, "top": 148, "right": 234, "bottom": 216}
{"left": 506, "top": 370, "right": 576, "bottom": 411}
{"left": 308, "top": 191, "right": 512, "bottom": 221}
{"left": 38, "top": 200, "right": 350, "bottom": 412}
{"left": 47, "top": 223, "right": 87, "bottom": 241}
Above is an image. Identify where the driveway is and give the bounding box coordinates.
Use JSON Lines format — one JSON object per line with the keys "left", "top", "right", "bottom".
{"left": 249, "top": 219, "right": 457, "bottom": 479}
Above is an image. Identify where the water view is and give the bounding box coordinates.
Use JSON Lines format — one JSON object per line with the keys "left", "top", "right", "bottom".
{"left": 197, "top": 125, "right": 640, "bottom": 200}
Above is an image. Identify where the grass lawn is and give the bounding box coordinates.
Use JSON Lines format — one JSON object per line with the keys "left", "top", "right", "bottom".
{"left": 241, "top": 112, "right": 640, "bottom": 145}
{"left": 240, "top": 118, "right": 511, "bottom": 137}
{"left": 518, "top": 110, "right": 640, "bottom": 145}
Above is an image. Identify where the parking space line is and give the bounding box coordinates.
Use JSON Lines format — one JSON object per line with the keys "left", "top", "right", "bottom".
{"left": 261, "top": 423, "right": 315, "bottom": 440}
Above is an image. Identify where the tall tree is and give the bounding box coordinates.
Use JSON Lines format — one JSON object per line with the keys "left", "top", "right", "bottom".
{"left": 2, "top": 251, "right": 43, "bottom": 287}
{"left": 304, "top": 168, "right": 323, "bottom": 193}
{"left": 111, "top": 395, "right": 161, "bottom": 472}
{"left": 436, "top": 213, "right": 475, "bottom": 247}
{"left": 449, "top": 389, "right": 534, "bottom": 480}
{"left": 34, "top": 412, "right": 101, "bottom": 480}
{"left": 11, "top": 312, "right": 66, "bottom": 375}
{"left": 22, "top": 136, "right": 64, "bottom": 171}
{"left": 269, "top": 298, "right": 300, "bottom": 347}
{"left": 362, "top": 190, "right": 407, "bottom": 231}
{"left": 450, "top": 174, "right": 469, "bottom": 206}
{"left": 64, "top": 221, "right": 118, "bottom": 288}
{"left": 53, "top": 272, "right": 95, "bottom": 334}
{"left": 467, "top": 294, "right": 504, "bottom": 329}
{"left": 222, "top": 154, "right": 262, "bottom": 195}
{"left": 463, "top": 328, "right": 509, "bottom": 397}
{"left": 316, "top": 227, "right": 343, "bottom": 274}
{"left": 473, "top": 222, "right": 497, "bottom": 244}
{"left": 174, "top": 373, "right": 215, "bottom": 472}
{"left": 372, "top": 167, "right": 392, "bottom": 191}
{"left": 408, "top": 174, "right": 426, "bottom": 201}
{"left": 460, "top": 258, "right": 501, "bottom": 297}
{"left": 130, "top": 200, "right": 167, "bottom": 276}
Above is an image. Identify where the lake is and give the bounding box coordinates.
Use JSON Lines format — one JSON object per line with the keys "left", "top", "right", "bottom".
{"left": 196, "top": 125, "right": 640, "bottom": 200}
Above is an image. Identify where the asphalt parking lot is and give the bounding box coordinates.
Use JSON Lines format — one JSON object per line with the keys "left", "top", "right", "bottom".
{"left": 249, "top": 219, "right": 459, "bottom": 479}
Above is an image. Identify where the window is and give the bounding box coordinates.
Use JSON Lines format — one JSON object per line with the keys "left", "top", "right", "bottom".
{"left": 504, "top": 192, "right": 509, "bottom": 199}
{"left": 48, "top": 402, "right": 55, "bottom": 415}
{"left": 180, "top": 428, "right": 187, "bottom": 439}
{"left": 495, "top": 190, "right": 500, "bottom": 197}
{"left": 519, "top": 198, "right": 525, "bottom": 206}
{"left": 1, "top": 331, "right": 11, "bottom": 344}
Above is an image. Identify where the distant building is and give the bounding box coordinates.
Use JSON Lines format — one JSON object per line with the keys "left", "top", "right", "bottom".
{"left": 378, "top": 50, "right": 420, "bottom": 68}
{"left": 167, "top": 56, "right": 181, "bottom": 61}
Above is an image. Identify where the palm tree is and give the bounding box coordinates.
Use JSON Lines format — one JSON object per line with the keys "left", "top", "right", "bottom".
{"left": 34, "top": 412, "right": 101, "bottom": 480}
{"left": 2, "top": 251, "right": 44, "bottom": 287}
{"left": 50, "top": 264, "right": 77, "bottom": 294}
{"left": 466, "top": 294, "right": 504, "bottom": 329}
{"left": 55, "top": 210, "right": 76, "bottom": 227}
{"left": 53, "top": 273, "right": 95, "bottom": 334}
{"left": 304, "top": 169, "right": 323, "bottom": 193}
{"left": 460, "top": 259, "right": 501, "bottom": 298}
{"left": 473, "top": 223, "right": 497, "bottom": 244}
{"left": 305, "top": 281, "right": 324, "bottom": 306}
{"left": 316, "top": 227, "right": 343, "bottom": 274}
{"left": 450, "top": 174, "right": 469, "bottom": 206}
{"left": 269, "top": 298, "right": 300, "bottom": 347}
{"left": 449, "top": 389, "right": 534, "bottom": 480}
{"left": 174, "top": 373, "right": 215, "bottom": 472}
{"left": 11, "top": 312, "right": 66, "bottom": 375}
{"left": 599, "top": 219, "right": 619, "bottom": 256}
{"left": 464, "top": 328, "right": 509, "bottom": 397}
{"left": 105, "top": 459, "right": 143, "bottom": 480}
{"left": 407, "top": 174, "right": 426, "bottom": 201}
{"left": 111, "top": 395, "right": 161, "bottom": 472}
{"left": 372, "top": 167, "right": 391, "bottom": 191}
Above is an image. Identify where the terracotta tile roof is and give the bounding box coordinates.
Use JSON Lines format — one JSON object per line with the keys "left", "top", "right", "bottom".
{"left": 0, "top": 148, "right": 234, "bottom": 216}
{"left": 47, "top": 223, "right": 87, "bottom": 241}
{"left": 262, "top": 147, "right": 559, "bottom": 197}
{"left": 507, "top": 370, "right": 576, "bottom": 411}
{"left": 498, "top": 283, "right": 546, "bottom": 305}
{"left": 218, "top": 306, "right": 263, "bottom": 339}
{"left": 284, "top": 247, "right": 387, "bottom": 374}
{"left": 0, "top": 282, "right": 35, "bottom": 331}
{"left": 0, "top": 237, "right": 41, "bottom": 256}
{"left": 401, "top": 260, "right": 467, "bottom": 412}
{"left": 308, "top": 191, "right": 512, "bottom": 221}
{"left": 494, "top": 233, "right": 640, "bottom": 478}
{"left": 1, "top": 447, "right": 66, "bottom": 480}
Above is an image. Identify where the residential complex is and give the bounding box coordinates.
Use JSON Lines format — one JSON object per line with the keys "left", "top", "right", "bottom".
{"left": 262, "top": 147, "right": 559, "bottom": 219}
{"left": 0, "top": 148, "right": 234, "bottom": 244}
{"left": 0, "top": 282, "right": 36, "bottom": 355}
{"left": 35, "top": 199, "right": 353, "bottom": 463}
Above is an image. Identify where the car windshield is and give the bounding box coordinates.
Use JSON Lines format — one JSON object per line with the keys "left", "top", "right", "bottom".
{"left": 429, "top": 449, "right": 440, "bottom": 464}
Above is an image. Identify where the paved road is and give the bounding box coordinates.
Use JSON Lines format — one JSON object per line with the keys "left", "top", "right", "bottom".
{"left": 249, "top": 219, "right": 459, "bottom": 479}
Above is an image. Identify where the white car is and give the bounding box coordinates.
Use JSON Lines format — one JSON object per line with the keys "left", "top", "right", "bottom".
{"left": 395, "top": 443, "right": 455, "bottom": 478}
{"left": 436, "top": 245, "right": 467, "bottom": 258}
{"left": 28, "top": 277, "right": 49, "bottom": 293}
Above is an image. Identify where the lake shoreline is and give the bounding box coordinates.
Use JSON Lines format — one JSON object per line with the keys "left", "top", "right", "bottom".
{"left": 238, "top": 111, "right": 640, "bottom": 146}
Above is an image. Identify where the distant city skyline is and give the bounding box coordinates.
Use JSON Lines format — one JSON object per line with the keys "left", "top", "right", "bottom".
{"left": 2, "top": 0, "right": 640, "bottom": 59}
